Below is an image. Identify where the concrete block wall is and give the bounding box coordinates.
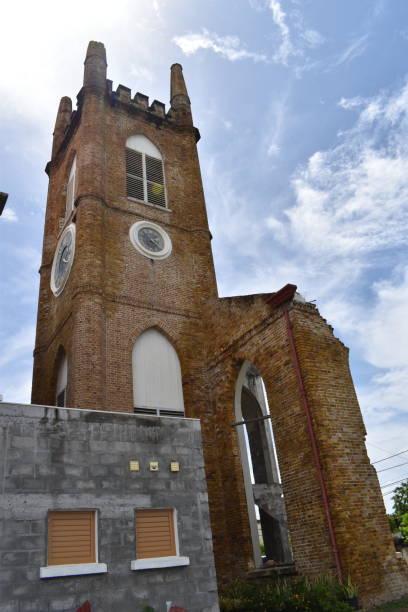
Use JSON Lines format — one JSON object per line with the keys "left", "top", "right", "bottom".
{"left": 0, "top": 403, "right": 219, "bottom": 612}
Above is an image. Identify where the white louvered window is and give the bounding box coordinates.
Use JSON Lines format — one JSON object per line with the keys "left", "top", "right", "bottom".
{"left": 126, "top": 135, "right": 166, "bottom": 208}
{"left": 132, "top": 329, "right": 184, "bottom": 416}
{"left": 66, "top": 156, "right": 76, "bottom": 217}
{"left": 56, "top": 352, "right": 68, "bottom": 407}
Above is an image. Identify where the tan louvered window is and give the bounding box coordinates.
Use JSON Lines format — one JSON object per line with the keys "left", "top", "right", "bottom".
{"left": 126, "top": 148, "right": 166, "bottom": 208}
{"left": 135, "top": 509, "right": 176, "bottom": 559}
{"left": 48, "top": 511, "right": 96, "bottom": 565}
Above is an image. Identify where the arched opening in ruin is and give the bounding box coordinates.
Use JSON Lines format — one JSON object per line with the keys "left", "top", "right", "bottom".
{"left": 234, "top": 360, "right": 292, "bottom": 568}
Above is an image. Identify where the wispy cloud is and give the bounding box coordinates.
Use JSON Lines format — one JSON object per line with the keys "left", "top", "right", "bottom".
{"left": 338, "top": 96, "right": 368, "bottom": 110}
{"left": 288, "top": 81, "right": 408, "bottom": 258}
{"left": 331, "top": 34, "right": 369, "bottom": 68}
{"left": 301, "top": 29, "right": 325, "bottom": 49}
{"left": 264, "top": 90, "right": 290, "bottom": 157}
{"left": 173, "top": 29, "right": 267, "bottom": 63}
{"left": 174, "top": 3, "right": 325, "bottom": 70}
{"left": 268, "top": 1, "right": 296, "bottom": 65}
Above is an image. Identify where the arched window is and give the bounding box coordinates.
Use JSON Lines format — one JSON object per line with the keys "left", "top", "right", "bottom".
{"left": 56, "top": 351, "right": 68, "bottom": 407}
{"left": 234, "top": 361, "right": 292, "bottom": 567}
{"left": 132, "top": 329, "right": 184, "bottom": 416}
{"left": 126, "top": 135, "right": 166, "bottom": 208}
{"left": 66, "top": 156, "right": 76, "bottom": 217}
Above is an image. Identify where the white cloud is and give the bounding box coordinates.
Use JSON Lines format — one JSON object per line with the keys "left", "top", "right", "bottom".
{"left": 301, "top": 29, "right": 325, "bottom": 48}
{"left": 205, "top": 156, "right": 268, "bottom": 258}
{"left": 0, "top": 325, "right": 36, "bottom": 369}
{"left": 130, "top": 65, "right": 155, "bottom": 83}
{"left": 338, "top": 96, "right": 367, "bottom": 110}
{"left": 173, "top": 30, "right": 267, "bottom": 63}
{"left": 265, "top": 92, "right": 289, "bottom": 157}
{"left": 287, "top": 82, "right": 408, "bottom": 259}
{"left": 0, "top": 371, "right": 32, "bottom": 404}
{"left": 331, "top": 34, "right": 369, "bottom": 68}
{"left": 363, "top": 270, "right": 408, "bottom": 370}
{"left": 268, "top": 1, "right": 296, "bottom": 65}
{"left": 0, "top": 0, "right": 166, "bottom": 128}
{"left": 1, "top": 208, "right": 18, "bottom": 222}
{"left": 174, "top": 4, "right": 325, "bottom": 69}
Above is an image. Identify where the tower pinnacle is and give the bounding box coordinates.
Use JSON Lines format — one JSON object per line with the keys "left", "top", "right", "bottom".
{"left": 52, "top": 96, "right": 72, "bottom": 158}
{"left": 170, "top": 63, "right": 190, "bottom": 110}
{"left": 83, "top": 41, "right": 107, "bottom": 90}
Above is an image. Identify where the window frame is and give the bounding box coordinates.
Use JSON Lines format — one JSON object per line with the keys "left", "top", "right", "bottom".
{"left": 40, "top": 510, "right": 107, "bottom": 579}
{"left": 131, "top": 508, "right": 190, "bottom": 571}
{"left": 132, "top": 328, "right": 185, "bottom": 416}
{"left": 126, "top": 146, "right": 167, "bottom": 209}
{"left": 65, "top": 156, "right": 76, "bottom": 218}
{"left": 55, "top": 352, "right": 68, "bottom": 408}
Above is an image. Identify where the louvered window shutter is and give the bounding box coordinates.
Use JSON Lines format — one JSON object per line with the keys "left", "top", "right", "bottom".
{"left": 66, "top": 158, "right": 76, "bottom": 216}
{"left": 66, "top": 175, "right": 75, "bottom": 215}
{"left": 48, "top": 511, "right": 96, "bottom": 565}
{"left": 145, "top": 155, "right": 166, "bottom": 207}
{"left": 126, "top": 148, "right": 166, "bottom": 207}
{"left": 126, "top": 149, "right": 144, "bottom": 201}
{"left": 135, "top": 509, "right": 176, "bottom": 559}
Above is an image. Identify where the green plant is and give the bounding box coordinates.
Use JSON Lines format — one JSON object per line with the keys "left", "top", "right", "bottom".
{"left": 219, "top": 575, "right": 354, "bottom": 612}
{"left": 399, "top": 512, "right": 408, "bottom": 543}
{"left": 343, "top": 575, "right": 359, "bottom": 598}
{"left": 140, "top": 606, "right": 155, "bottom": 612}
{"left": 392, "top": 480, "right": 408, "bottom": 517}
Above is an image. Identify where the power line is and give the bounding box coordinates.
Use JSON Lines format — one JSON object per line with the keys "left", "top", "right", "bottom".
{"left": 376, "top": 461, "right": 408, "bottom": 473}
{"left": 372, "top": 448, "right": 408, "bottom": 465}
{"left": 380, "top": 477, "right": 408, "bottom": 490}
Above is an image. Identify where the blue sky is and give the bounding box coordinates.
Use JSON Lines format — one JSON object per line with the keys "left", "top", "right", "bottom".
{"left": 1, "top": 0, "right": 408, "bottom": 511}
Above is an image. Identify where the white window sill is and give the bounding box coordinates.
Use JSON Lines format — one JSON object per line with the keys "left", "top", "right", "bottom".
{"left": 130, "top": 556, "right": 190, "bottom": 570}
{"left": 40, "top": 563, "right": 108, "bottom": 579}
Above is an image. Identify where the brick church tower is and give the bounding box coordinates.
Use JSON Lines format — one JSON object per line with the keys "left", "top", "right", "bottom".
{"left": 32, "top": 41, "right": 408, "bottom": 607}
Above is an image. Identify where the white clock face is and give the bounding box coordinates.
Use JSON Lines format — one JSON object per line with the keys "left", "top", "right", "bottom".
{"left": 129, "top": 221, "right": 172, "bottom": 260}
{"left": 50, "top": 224, "right": 76, "bottom": 296}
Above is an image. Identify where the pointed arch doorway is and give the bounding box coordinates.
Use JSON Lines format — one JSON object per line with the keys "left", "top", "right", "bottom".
{"left": 234, "top": 361, "right": 292, "bottom": 568}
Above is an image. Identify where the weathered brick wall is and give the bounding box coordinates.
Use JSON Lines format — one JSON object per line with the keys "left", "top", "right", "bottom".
{"left": 290, "top": 306, "right": 408, "bottom": 604}
{"left": 0, "top": 403, "right": 219, "bottom": 612}
{"left": 203, "top": 296, "right": 408, "bottom": 606}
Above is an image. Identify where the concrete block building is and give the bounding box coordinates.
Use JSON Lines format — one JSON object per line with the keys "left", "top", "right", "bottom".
{"left": 1, "top": 40, "right": 407, "bottom": 611}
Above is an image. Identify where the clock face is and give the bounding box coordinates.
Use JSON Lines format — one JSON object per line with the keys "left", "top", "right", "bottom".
{"left": 129, "top": 221, "right": 172, "bottom": 260}
{"left": 51, "top": 224, "right": 76, "bottom": 296}
{"left": 138, "top": 227, "right": 165, "bottom": 253}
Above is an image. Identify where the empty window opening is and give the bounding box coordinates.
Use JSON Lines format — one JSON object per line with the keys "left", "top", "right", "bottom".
{"left": 235, "top": 362, "right": 292, "bottom": 568}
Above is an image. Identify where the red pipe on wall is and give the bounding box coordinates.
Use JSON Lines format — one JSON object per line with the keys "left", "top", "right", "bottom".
{"left": 283, "top": 307, "right": 343, "bottom": 581}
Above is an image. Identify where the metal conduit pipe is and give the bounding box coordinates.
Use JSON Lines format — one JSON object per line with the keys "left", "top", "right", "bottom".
{"left": 283, "top": 307, "right": 343, "bottom": 581}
